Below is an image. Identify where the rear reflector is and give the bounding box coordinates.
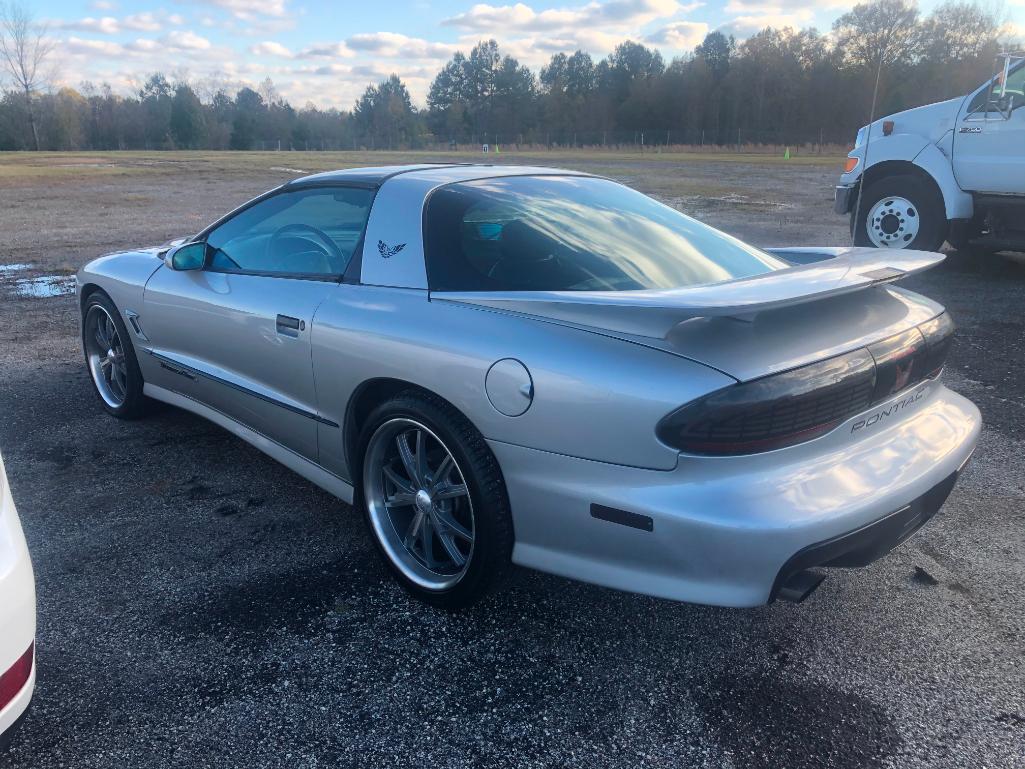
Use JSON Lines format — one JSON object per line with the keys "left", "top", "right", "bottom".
{"left": 0, "top": 642, "right": 33, "bottom": 713}
{"left": 657, "top": 312, "right": 954, "bottom": 455}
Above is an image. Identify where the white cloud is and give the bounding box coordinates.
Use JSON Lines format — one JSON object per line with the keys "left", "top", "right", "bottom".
{"left": 298, "top": 41, "right": 356, "bottom": 58}
{"left": 125, "top": 38, "right": 161, "bottom": 53}
{"left": 725, "top": 0, "right": 845, "bottom": 10}
{"left": 443, "top": 0, "right": 681, "bottom": 33}
{"left": 646, "top": 20, "right": 709, "bottom": 49}
{"left": 64, "top": 36, "right": 124, "bottom": 55}
{"left": 718, "top": 9, "right": 814, "bottom": 35}
{"left": 195, "top": 0, "right": 288, "bottom": 20}
{"left": 123, "top": 12, "right": 164, "bottom": 31}
{"left": 56, "top": 11, "right": 181, "bottom": 35}
{"left": 162, "top": 30, "right": 212, "bottom": 50}
{"left": 250, "top": 40, "right": 294, "bottom": 57}
{"left": 60, "top": 16, "right": 121, "bottom": 34}
{"left": 89, "top": 0, "right": 117, "bottom": 9}
{"left": 345, "top": 32, "right": 459, "bottom": 60}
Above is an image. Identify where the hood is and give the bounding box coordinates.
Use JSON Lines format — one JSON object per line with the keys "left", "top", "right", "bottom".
{"left": 436, "top": 248, "right": 946, "bottom": 381}
{"left": 859, "top": 97, "right": 964, "bottom": 146}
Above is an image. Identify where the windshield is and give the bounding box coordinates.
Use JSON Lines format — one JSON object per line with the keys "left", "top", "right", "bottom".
{"left": 423, "top": 175, "right": 787, "bottom": 292}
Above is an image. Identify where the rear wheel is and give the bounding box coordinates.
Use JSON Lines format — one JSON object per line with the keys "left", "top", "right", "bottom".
{"left": 82, "top": 292, "right": 151, "bottom": 419}
{"left": 358, "top": 392, "right": 513, "bottom": 609}
{"left": 852, "top": 174, "right": 947, "bottom": 251}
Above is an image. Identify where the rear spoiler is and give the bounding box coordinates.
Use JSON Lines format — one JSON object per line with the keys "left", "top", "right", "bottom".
{"left": 434, "top": 247, "right": 944, "bottom": 338}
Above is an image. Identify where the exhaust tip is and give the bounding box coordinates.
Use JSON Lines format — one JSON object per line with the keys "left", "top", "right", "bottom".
{"left": 776, "top": 569, "right": 826, "bottom": 603}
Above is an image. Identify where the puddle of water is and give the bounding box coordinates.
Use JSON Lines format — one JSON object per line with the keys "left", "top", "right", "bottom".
{"left": 270, "top": 166, "right": 308, "bottom": 174}
{"left": 0, "top": 263, "right": 32, "bottom": 274}
{"left": 10, "top": 275, "right": 76, "bottom": 298}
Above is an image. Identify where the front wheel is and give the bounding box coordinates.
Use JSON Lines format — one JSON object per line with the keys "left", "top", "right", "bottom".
{"left": 82, "top": 291, "right": 152, "bottom": 419}
{"left": 358, "top": 392, "right": 513, "bottom": 609}
{"left": 852, "top": 174, "right": 948, "bottom": 251}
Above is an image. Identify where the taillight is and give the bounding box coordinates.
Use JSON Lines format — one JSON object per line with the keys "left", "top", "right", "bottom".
{"left": 657, "top": 313, "right": 954, "bottom": 456}
{"left": 0, "top": 642, "right": 33, "bottom": 711}
{"left": 918, "top": 311, "right": 954, "bottom": 377}
{"left": 867, "top": 327, "right": 926, "bottom": 403}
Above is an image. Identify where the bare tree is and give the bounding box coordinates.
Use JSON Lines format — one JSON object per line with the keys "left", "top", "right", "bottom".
{"left": 0, "top": 1, "right": 54, "bottom": 150}
{"left": 832, "top": 0, "right": 922, "bottom": 70}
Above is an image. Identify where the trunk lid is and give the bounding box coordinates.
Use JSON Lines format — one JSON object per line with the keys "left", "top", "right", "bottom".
{"left": 435, "top": 248, "right": 946, "bottom": 381}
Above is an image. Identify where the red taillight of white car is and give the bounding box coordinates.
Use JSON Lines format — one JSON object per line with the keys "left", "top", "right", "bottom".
{"left": 0, "top": 642, "right": 33, "bottom": 712}
{"left": 657, "top": 313, "right": 955, "bottom": 456}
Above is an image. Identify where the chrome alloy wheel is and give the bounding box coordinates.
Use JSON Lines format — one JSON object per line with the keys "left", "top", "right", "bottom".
{"left": 364, "top": 418, "right": 475, "bottom": 590}
{"left": 866, "top": 195, "right": 920, "bottom": 248}
{"left": 84, "top": 305, "right": 129, "bottom": 408}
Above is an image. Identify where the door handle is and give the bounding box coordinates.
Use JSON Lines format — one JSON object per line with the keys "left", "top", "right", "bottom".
{"left": 276, "top": 314, "right": 305, "bottom": 337}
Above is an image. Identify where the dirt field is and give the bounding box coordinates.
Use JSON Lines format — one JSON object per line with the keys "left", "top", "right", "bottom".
{"left": 1, "top": 151, "right": 1023, "bottom": 768}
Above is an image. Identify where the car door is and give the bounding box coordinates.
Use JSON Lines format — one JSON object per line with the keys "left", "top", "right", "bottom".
{"left": 141, "top": 184, "right": 375, "bottom": 462}
{"left": 953, "top": 60, "right": 1025, "bottom": 194}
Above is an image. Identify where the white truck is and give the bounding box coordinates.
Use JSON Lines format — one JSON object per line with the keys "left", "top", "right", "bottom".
{"left": 835, "top": 53, "right": 1025, "bottom": 252}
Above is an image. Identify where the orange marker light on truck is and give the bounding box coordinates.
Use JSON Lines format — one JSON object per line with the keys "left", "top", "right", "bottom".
{"left": 844, "top": 157, "right": 859, "bottom": 173}
{"left": 883, "top": 120, "right": 894, "bottom": 136}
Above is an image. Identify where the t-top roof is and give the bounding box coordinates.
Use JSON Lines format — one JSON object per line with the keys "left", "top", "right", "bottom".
{"left": 287, "top": 163, "right": 591, "bottom": 188}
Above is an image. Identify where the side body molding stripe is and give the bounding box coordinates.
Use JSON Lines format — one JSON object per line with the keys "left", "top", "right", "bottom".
{"left": 144, "top": 348, "right": 340, "bottom": 428}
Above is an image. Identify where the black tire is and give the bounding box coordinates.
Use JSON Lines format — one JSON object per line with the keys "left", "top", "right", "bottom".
{"left": 852, "top": 174, "right": 948, "bottom": 251}
{"left": 356, "top": 391, "right": 513, "bottom": 609}
{"left": 81, "top": 290, "right": 152, "bottom": 419}
{"left": 945, "top": 218, "right": 986, "bottom": 253}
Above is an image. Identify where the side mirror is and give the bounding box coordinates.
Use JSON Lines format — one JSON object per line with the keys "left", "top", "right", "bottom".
{"left": 165, "top": 242, "right": 206, "bottom": 271}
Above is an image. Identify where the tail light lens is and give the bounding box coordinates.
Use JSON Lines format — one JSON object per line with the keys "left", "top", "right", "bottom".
{"left": 0, "top": 642, "right": 33, "bottom": 712}
{"left": 657, "top": 313, "right": 954, "bottom": 456}
{"left": 918, "top": 312, "right": 954, "bottom": 377}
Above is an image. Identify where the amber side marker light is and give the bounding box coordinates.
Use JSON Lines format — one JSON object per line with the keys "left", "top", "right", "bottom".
{"left": 882, "top": 120, "right": 894, "bottom": 136}
{"left": 844, "top": 156, "right": 859, "bottom": 173}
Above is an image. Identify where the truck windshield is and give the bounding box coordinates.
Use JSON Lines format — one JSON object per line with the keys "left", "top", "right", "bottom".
{"left": 423, "top": 175, "right": 788, "bottom": 292}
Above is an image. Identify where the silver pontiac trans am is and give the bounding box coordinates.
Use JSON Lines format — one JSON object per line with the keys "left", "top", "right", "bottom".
{"left": 77, "top": 164, "right": 980, "bottom": 608}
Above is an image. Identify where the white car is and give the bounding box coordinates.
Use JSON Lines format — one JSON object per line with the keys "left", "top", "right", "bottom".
{"left": 0, "top": 449, "right": 35, "bottom": 748}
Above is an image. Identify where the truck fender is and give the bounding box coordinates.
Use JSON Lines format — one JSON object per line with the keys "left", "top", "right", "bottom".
{"left": 911, "top": 141, "right": 973, "bottom": 220}
{"left": 851, "top": 134, "right": 974, "bottom": 221}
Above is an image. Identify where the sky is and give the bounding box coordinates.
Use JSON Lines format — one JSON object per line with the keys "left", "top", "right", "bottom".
{"left": 39, "top": 0, "right": 1025, "bottom": 109}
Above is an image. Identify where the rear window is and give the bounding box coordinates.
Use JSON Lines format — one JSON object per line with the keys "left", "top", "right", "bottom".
{"left": 423, "top": 175, "right": 787, "bottom": 292}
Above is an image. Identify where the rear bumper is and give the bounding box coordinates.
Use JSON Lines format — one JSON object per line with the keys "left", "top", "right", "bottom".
{"left": 0, "top": 457, "right": 36, "bottom": 741}
{"left": 496, "top": 380, "right": 980, "bottom": 607}
{"left": 770, "top": 462, "right": 966, "bottom": 601}
{"left": 835, "top": 183, "right": 857, "bottom": 215}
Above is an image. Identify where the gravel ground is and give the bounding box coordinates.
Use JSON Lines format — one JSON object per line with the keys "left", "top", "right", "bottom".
{"left": 0, "top": 152, "right": 1022, "bottom": 768}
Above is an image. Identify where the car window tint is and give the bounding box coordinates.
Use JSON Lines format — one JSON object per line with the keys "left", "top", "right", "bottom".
{"left": 206, "top": 187, "right": 374, "bottom": 276}
{"left": 423, "top": 176, "right": 787, "bottom": 292}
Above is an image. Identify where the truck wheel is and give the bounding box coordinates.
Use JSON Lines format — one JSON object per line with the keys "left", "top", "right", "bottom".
{"left": 852, "top": 175, "right": 947, "bottom": 251}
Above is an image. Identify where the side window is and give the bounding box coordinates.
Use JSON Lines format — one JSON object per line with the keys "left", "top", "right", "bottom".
{"left": 205, "top": 186, "right": 374, "bottom": 277}
{"left": 967, "top": 61, "right": 1025, "bottom": 115}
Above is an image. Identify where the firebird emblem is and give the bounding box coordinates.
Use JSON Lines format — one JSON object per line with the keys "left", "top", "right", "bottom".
{"left": 378, "top": 240, "right": 406, "bottom": 258}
